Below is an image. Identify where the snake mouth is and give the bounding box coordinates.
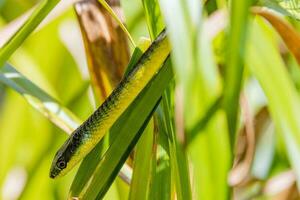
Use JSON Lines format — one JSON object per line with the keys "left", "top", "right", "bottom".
{"left": 49, "top": 163, "right": 61, "bottom": 179}
{"left": 50, "top": 173, "right": 55, "bottom": 179}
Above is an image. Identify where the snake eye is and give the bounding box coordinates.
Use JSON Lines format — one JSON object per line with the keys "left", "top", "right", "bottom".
{"left": 57, "top": 160, "right": 66, "bottom": 169}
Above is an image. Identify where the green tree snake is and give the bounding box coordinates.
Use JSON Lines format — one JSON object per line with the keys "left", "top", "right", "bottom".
{"left": 50, "top": 29, "right": 170, "bottom": 178}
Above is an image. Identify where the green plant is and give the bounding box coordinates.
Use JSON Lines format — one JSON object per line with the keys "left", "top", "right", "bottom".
{"left": 1, "top": 0, "right": 300, "bottom": 199}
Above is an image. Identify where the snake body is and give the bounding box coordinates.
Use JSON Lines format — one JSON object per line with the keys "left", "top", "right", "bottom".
{"left": 50, "top": 30, "right": 170, "bottom": 178}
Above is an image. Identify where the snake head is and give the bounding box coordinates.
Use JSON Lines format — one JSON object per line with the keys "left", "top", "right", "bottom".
{"left": 49, "top": 133, "right": 80, "bottom": 179}
{"left": 50, "top": 151, "right": 67, "bottom": 179}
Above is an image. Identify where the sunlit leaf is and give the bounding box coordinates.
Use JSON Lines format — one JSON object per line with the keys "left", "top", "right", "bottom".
{"left": 0, "top": 63, "right": 80, "bottom": 133}
{"left": 128, "top": 119, "right": 155, "bottom": 200}
{"left": 0, "top": 0, "right": 78, "bottom": 48}
{"left": 0, "top": 0, "right": 61, "bottom": 67}
{"left": 142, "top": 0, "right": 164, "bottom": 39}
{"left": 223, "top": 0, "right": 253, "bottom": 146}
{"left": 247, "top": 17, "right": 300, "bottom": 190}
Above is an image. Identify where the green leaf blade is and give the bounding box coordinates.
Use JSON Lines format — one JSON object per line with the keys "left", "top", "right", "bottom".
{"left": 0, "top": 63, "right": 81, "bottom": 133}
{"left": 0, "top": 0, "right": 61, "bottom": 67}
{"left": 69, "top": 58, "right": 173, "bottom": 199}
{"left": 223, "top": 0, "right": 253, "bottom": 147}
{"left": 247, "top": 17, "right": 300, "bottom": 190}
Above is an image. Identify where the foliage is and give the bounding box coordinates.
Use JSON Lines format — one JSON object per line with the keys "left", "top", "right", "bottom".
{"left": 1, "top": 0, "right": 300, "bottom": 199}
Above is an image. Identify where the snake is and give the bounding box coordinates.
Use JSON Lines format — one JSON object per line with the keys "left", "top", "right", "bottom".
{"left": 50, "top": 29, "right": 170, "bottom": 178}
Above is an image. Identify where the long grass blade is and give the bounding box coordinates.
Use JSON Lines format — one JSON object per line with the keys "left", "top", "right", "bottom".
{"left": 161, "top": 92, "right": 192, "bottom": 200}
{"left": 142, "top": 1, "right": 192, "bottom": 199}
{"left": 128, "top": 119, "right": 155, "bottom": 200}
{"left": 69, "top": 58, "right": 173, "bottom": 199}
{"left": 138, "top": 2, "right": 174, "bottom": 200}
{"left": 252, "top": 7, "right": 300, "bottom": 65}
{"left": 0, "top": 0, "right": 61, "bottom": 67}
{"left": 0, "top": 63, "right": 80, "bottom": 133}
{"left": 142, "top": 0, "right": 164, "bottom": 39}
{"left": 247, "top": 17, "right": 300, "bottom": 190}
{"left": 126, "top": 37, "right": 156, "bottom": 200}
{"left": 223, "top": 0, "right": 253, "bottom": 147}
{"left": 0, "top": 0, "right": 77, "bottom": 48}
{"left": 160, "top": 1, "right": 231, "bottom": 199}
{"left": 148, "top": 111, "right": 172, "bottom": 200}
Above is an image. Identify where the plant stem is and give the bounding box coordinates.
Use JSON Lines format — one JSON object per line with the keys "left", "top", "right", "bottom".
{"left": 223, "top": 0, "right": 252, "bottom": 149}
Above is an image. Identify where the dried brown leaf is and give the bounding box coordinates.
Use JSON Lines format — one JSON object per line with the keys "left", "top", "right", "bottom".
{"left": 229, "top": 102, "right": 270, "bottom": 187}
{"left": 264, "top": 170, "right": 299, "bottom": 200}
{"left": 252, "top": 7, "right": 300, "bottom": 66}
{"left": 229, "top": 94, "right": 256, "bottom": 186}
{"left": 74, "top": 0, "right": 130, "bottom": 102}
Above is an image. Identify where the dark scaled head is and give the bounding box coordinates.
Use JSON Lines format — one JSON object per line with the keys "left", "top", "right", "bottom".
{"left": 49, "top": 148, "right": 68, "bottom": 178}
{"left": 49, "top": 132, "right": 81, "bottom": 178}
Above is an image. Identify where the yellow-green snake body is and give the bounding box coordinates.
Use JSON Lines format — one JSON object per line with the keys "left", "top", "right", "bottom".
{"left": 50, "top": 30, "right": 170, "bottom": 178}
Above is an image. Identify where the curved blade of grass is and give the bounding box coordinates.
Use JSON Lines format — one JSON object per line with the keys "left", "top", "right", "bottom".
{"left": 97, "top": 0, "right": 135, "bottom": 46}
{"left": 0, "top": 63, "right": 80, "bottom": 133}
{"left": 223, "top": 0, "right": 252, "bottom": 147}
{"left": 0, "top": 0, "right": 78, "bottom": 48}
{"left": 0, "top": 0, "right": 61, "bottom": 67}
{"left": 247, "top": 17, "right": 300, "bottom": 190}
{"left": 69, "top": 58, "right": 173, "bottom": 199}
{"left": 252, "top": 7, "right": 300, "bottom": 65}
{"left": 142, "top": 0, "right": 164, "bottom": 39}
